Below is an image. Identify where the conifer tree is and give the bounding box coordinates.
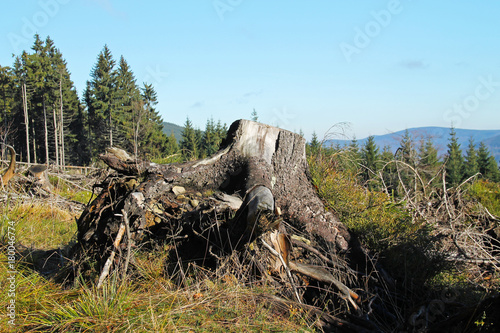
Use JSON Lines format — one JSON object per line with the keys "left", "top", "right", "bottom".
{"left": 0, "top": 65, "right": 15, "bottom": 144}
{"left": 360, "top": 135, "right": 379, "bottom": 184}
{"left": 165, "top": 131, "right": 179, "bottom": 155}
{"left": 115, "top": 55, "right": 141, "bottom": 151}
{"left": 139, "top": 82, "right": 168, "bottom": 158}
{"left": 445, "top": 127, "right": 464, "bottom": 187}
{"left": 308, "top": 132, "right": 320, "bottom": 154}
{"left": 215, "top": 120, "right": 227, "bottom": 145}
{"left": 202, "top": 117, "right": 220, "bottom": 156}
{"left": 417, "top": 137, "right": 440, "bottom": 187}
{"left": 180, "top": 117, "right": 198, "bottom": 160}
{"left": 84, "top": 45, "right": 117, "bottom": 158}
{"left": 397, "top": 130, "right": 417, "bottom": 166}
{"left": 380, "top": 145, "right": 397, "bottom": 194}
{"left": 9, "top": 35, "right": 83, "bottom": 164}
{"left": 478, "top": 142, "right": 500, "bottom": 182}
{"left": 463, "top": 137, "right": 479, "bottom": 179}
{"left": 345, "top": 137, "right": 361, "bottom": 173}
{"left": 251, "top": 109, "right": 258, "bottom": 121}
{"left": 394, "top": 130, "right": 419, "bottom": 196}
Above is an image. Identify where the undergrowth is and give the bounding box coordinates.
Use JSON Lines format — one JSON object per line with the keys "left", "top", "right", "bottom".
{"left": 0, "top": 182, "right": 314, "bottom": 332}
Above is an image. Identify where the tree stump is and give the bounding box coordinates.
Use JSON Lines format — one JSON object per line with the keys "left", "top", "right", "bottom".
{"left": 70, "top": 119, "right": 367, "bottom": 329}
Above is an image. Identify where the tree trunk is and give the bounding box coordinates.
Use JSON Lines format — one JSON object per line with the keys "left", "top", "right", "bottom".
{"left": 53, "top": 104, "right": 59, "bottom": 167}
{"left": 22, "top": 82, "right": 30, "bottom": 164}
{"left": 43, "top": 97, "right": 49, "bottom": 166}
{"left": 59, "top": 75, "right": 65, "bottom": 169}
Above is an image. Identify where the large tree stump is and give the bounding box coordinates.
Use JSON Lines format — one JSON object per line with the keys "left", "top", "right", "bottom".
{"left": 70, "top": 119, "right": 369, "bottom": 329}
{"left": 78, "top": 119, "right": 350, "bottom": 252}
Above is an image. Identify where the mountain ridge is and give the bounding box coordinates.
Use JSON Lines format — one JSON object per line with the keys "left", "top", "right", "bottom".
{"left": 324, "top": 127, "right": 500, "bottom": 163}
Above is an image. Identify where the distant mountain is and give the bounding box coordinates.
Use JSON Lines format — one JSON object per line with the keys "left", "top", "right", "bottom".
{"left": 162, "top": 122, "right": 183, "bottom": 142}
{"left": 324, "top": 127, "right": 500, "bottom": 163}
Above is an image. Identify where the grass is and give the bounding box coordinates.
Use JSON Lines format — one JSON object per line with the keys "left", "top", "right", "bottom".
{"left": 308, "top": 152, "right": 421, "bottom": 251}
{"left": 0, "top": 201, "right": 77, "bottom": 250}
{"left": 0, "top": 181, "right": 315, "bottom": 332}
{"left": 307, "top": 148, "right": 500, "bottom": 328}
{"left": 0, "top": 251, "right": 314, "bottom": 332}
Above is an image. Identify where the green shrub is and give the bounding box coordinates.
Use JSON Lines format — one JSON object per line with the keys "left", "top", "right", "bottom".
{"left": 308, "top": 152, "right": 420, "bottom": 251}
{"left": 469, "top": 179, "right": 500, "bottom": 217}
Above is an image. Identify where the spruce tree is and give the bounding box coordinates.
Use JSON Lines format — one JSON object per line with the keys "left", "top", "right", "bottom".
{"left": 84, "top": 45, "right": 117, "bottom": 158}
{"left": 180, "top": 117, "right": 198, "bottom": 160}
{"left": 9, "top": 35, "right": 84, "bottom": 164}
{"left": 251, "top": 109, "right": 258, "bottom": 121}
{"left": 478, "top": 142, "right": 500, "bottom": 182}
{"left": 203, "top": 117, "right": 220, "bottom": 156}
{"left": 308, "top": 132, "right": 320, "bottom": 154}
{"left": 395, "top": 130, "right": 417, "bottom": 195}
{"left": 418, "top": 137, "right": 440, "bottom": 187}
{"left": 139, "top": 82, "right": 168, "bottom": 158}
{"left": 360, "top": 135, "right": 379, "bottom": 184}
{"left": 380, "top": 145, "right": 397, "bottom": 195}
{"left": 463, "top": 137, "right": 479, "bottom": 179}
{"left": 445, "top": 127, "right": 464, "bottom": 187}
{"left": 215, "top": 120, "right": 227, "bottom": 145}
{"left": 0, "top": 65, "right": 15, "bottom": 138}
{"left": 165, "top": 131, "right": 178, "bottom": 155}
{"left": 115, "top": 55, "right": 142, "bottom": 152}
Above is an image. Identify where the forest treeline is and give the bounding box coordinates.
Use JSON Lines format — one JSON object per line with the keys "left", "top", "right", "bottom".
{"left": 308, "top": 127, "right": 500, "bottom": 194}
{"left": 0, "top": 35, "right": 227, "bottom": 166}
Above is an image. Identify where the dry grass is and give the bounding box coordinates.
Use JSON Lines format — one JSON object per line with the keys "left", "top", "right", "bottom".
{"left": 0, "top": 185, "right": 314, "bottom": 332}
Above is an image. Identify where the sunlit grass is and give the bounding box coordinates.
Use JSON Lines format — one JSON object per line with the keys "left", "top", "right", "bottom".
{"left": 0, "top": 202, "right": 77, "bottom": 249}
{"left": 0, "top": 191, "right": 313, "bottom": 332}
{"left": 1, "top": 251, "right": 314, "bottom": 333}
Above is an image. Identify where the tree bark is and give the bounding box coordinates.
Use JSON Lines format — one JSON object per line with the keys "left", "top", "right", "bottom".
{"left": 73, "top": 120, "right": 357, "bottom": 298}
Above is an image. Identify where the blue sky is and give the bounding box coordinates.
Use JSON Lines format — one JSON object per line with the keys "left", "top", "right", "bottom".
{"left": 1, "top": 1, "right": 500, "bottom": 141}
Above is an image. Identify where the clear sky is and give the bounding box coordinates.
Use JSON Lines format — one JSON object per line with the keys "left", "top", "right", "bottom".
{"left": 1, "top": 1, "right": 500, "bottom": 141}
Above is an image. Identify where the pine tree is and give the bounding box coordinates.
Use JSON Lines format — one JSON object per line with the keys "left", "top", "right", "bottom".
{"left": 418, "top": 137, "right": 440, "bottom": 186}
{"left": 478, "top": 142, "right": 500, "bottom": 182}
{"left": 165, "top": 131, "right": 178, "bottom": 155}
{"left": 308, "top": 132, "right": 320, "bottom": 154}
{"left": 202, "top": 117, "right": 220, "bottom": 156}
{"left": 397, "top": 130, "right": 417, "bottom": 166}
{"left": 360, "top": 135, "right": 379, "bottom": 184}
{"left": 380, "top": 145, "right": 397, "bottom": 195}
{"left": 463, "top": 137, "right": 479, "bottom": 179}
{"left": 115, "top": 55, "right": 142, "bottom": 152}
{"left": 195, "top": 128, "right": 203, "bottom": 157}
{"left": 346, "top": 137, "right": 361, "bottom": 173}
{"left": 251, "top": 109, "right": 258, "bottom": 121}
{"left": 139, "top": 82, "right": 168, "bottom": 158}
{"left": 180, "top": 117, "right": 198, "bottom": 160}
{"left": 215, "top": 120, "right": 227, "bottom": 145}
{"left": 0, "top": 65, "right": 15, "bottom": 145}
{"left": 395, "top": 130, "right": 418, "bottom": 196}
{"left": 418, "top": 137, "right": 439, "bottom": 168}
{"left": 8, "top": 35, "right": 84, "bottom": 165}
{"left": 445, "top": 127, "right": 464, "bottom": 187}
{"left": 84, "top": 45, "right": 117, "bottom": 158}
